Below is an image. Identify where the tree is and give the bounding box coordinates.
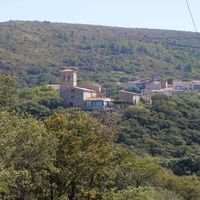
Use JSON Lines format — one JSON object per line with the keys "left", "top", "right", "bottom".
{"left": 103, "top": 186, "right": 182, "bottom": 200}
{"left": 170, "top": 156, "right": 200, "bottom": 176}
{"left": 164, "top": 175, "right": 200, "bottom": 200}
{"left": 0, "top": 111, "right": 57, "bottom": 199}
{"left": 0, "top": 72, "right": 16, "bottom": 110}
{"left": 115, "top": 156, "right": 162, "bottom": 189}
{"left": 45, "top": 109, "right": 120, "bottom": 200}
{"left": 16, "top": 85, "right": 63, "bottom": 118}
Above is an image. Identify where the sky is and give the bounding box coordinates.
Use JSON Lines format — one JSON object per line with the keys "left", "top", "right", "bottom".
{"left": 0, "top": 0, "right": 200, "bottom": 32}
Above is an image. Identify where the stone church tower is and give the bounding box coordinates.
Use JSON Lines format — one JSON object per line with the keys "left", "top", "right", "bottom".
{"left": 59, "top": 68, "right": 112, "bottom": 109}
{"left": 60, "top": 69, "right": 77, "bottom": 90}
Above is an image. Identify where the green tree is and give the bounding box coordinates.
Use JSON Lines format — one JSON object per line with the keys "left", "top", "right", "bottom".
{"left": 45, "top": 109, "right": 120, "bottom": 200}
{"left": 0, "top": 111, "right": 57, "bottom": 199}
{"left": 16, "top": 85, "right": 63, "bottom": 118}
{"left": 0, "top": 72, "right": 16, "bottom": 110}
{"left": 104, "top": 186, "right": 182, "bottom": 200}
{"left": 115, "top": 156, "right": 162, "bottom": 189}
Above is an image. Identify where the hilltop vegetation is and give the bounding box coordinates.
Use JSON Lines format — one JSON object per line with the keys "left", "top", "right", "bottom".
{"left": 0, "top": 21, "right": 200, "bottom": 88}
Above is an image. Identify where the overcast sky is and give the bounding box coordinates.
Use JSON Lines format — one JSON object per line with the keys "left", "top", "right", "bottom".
{"left": 0, "top": 0, "right": 199, "bottom": 32}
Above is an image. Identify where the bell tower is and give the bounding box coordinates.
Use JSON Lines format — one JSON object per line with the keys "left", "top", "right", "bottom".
{"left": 60, "top": 69, "right": 77, "bottom": 90}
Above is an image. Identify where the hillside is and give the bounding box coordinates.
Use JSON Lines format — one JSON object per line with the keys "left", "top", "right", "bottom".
{"left": 1, "top": 48, "right": 200, "bottom": 200}
{"left": 0, "top": 21, "right": 200, "bottom": 87}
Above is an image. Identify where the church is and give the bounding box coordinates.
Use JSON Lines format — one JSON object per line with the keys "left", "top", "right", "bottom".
{"left": 58, "top": 68, "right": 112, "bottom": 110}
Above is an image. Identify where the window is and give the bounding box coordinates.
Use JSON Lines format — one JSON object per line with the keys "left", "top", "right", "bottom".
{"left": 103, "top": 101, "right": 108, "bottom": 107}
{"left": 92, "top": 101, "right": 103, "bottom": 108}
{"left": 71, "top": 95, "right": 75, "bottom": 100}
{"left": 64, "top": 75, "right": 71, "bottom": 81}
{"left": 71, "top": 89, "right": 75, "bottom": 92}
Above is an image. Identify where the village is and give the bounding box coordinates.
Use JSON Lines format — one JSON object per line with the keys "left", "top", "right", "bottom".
{"left": 49, "top": 68, "right": 200, "bottom": 110}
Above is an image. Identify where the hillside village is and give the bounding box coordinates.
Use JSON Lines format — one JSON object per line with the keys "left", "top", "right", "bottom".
{"left": 120, "top": 76, "right": 200, "bottom": 104}
{"left": 49, "top": 69, "right": 112, "bottom": 110}
{"left": 2, "top": 0, "right": 200, "bottom": 197}
{"left": 1, "top": 22, "right": 200, "bottom": 199}
{"left": 49, "top": 68, "right": 200, "bottom": 110}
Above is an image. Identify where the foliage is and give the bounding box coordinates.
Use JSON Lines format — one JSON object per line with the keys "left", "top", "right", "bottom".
{"left": 0, "top": 111, "right": 57, "bottom": 199}
{"left": 45, "top": 110, "right": 121, "bottom": 199}
{"left": 118, "top": 93, "right": 200, "bottom": 160}
{"left": 170, "top": 156, "right": 200, "bottom": 176}
{"left": 115, "top": 156, "right": 162, "bottom": 189}
{"left": 0, "top": 72, "right": 16, "bottom": 109}
{"left": 16, "top": 85, "right": 63, "bottom": 118}
{"left": 1, "top": 73, "right": 200, "bottom": 200}
{"left": 104, "top": 186, "right": 183, "bottom": 200}
{"left": 1, "top": 21, "right": 200, "bottom": 89}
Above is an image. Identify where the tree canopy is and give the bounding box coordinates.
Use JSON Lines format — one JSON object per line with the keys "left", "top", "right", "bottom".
{"left": 1, "top": 72, "right": 200, "bottom": 200}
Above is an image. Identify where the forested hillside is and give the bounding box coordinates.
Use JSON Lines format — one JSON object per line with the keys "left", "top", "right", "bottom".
{"left": 1, "top": 73, "right": 200, "bottom": 200}
{"left": 0, "top": 21, "right": 200, "bottom": 88}
{"left": 1, "top": 20, "right": 200, "bottom": 200}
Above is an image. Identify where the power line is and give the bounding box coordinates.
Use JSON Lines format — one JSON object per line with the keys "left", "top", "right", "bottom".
{"left": 185, "top": 0, "right": 198, "bottom": 33}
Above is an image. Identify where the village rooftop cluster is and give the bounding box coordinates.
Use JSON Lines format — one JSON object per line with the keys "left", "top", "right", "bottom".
{"left": 49, "top": 68, "right": 200, "bottom": 110}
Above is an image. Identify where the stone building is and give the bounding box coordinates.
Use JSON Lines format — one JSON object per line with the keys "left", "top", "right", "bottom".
{"left": 59, "top": 69, "right": 112, "bottom": 110}
{"left": 128, "top": 76, "right": 168, "bottom": 91}
{"left": 127, "top": 79, "right": 151, "bottom": 90}
{"left": 173, "top": 80, "right": 200, "bottom": 90}
{"left": 172, "top": 80, "right": 194, "bottom": 90}
{"left": 118, "top": 90, "right": 152, "bottom": 104}
{"left": 193, "top": 81, "right": 200, "bottom": 89}
{"left": 118, "top": 90, "right": 141, "bottom": 104}
{"left": 145, "top": 79, "right": 168, "bottom": 90}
